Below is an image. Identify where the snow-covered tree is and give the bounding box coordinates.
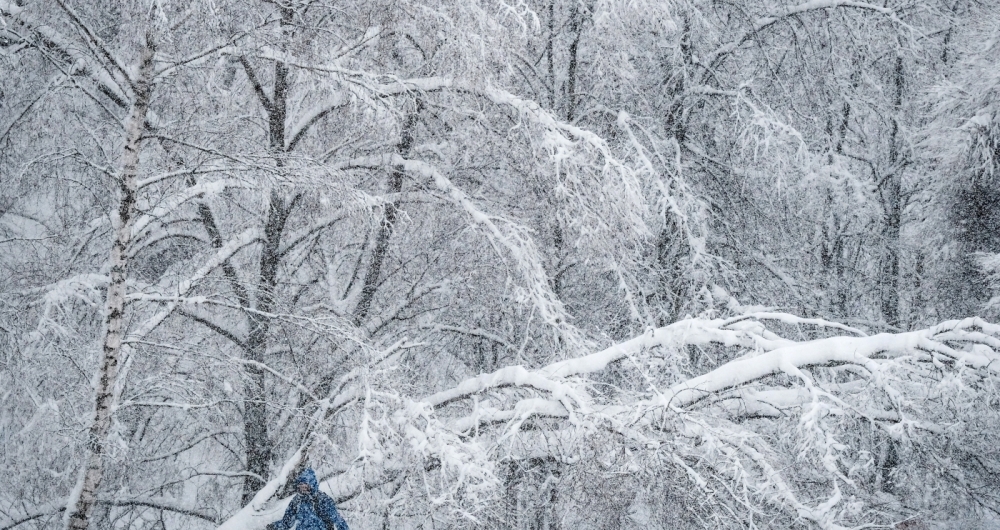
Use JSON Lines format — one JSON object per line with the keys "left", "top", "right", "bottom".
{"left": 3, "top": 1, "right": 1000, "bottom": 529}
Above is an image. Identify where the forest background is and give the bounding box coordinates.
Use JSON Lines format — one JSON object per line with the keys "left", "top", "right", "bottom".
{"left": 3, "top": 0, "right": 1000, "bottom": 528}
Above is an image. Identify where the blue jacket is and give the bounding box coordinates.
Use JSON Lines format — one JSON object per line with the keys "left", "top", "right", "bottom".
{"left": 267, "top": 469, "right": 349, "bottom": 530}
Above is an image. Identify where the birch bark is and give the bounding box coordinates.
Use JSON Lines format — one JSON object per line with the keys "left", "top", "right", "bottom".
{"left": 65, "top": 32, "right": 156, "bottom": 530}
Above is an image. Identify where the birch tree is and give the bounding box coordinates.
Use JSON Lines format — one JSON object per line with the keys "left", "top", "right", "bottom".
{"left": 65, "top": 29, "right": 157, "bottom": 530}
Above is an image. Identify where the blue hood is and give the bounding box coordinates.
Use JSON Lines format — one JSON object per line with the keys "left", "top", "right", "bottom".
{"left": 272, "top": 466, "right": 350, "bottom": 530}
{"left": 295, "top": 468, "right": 320, "bottom": 493}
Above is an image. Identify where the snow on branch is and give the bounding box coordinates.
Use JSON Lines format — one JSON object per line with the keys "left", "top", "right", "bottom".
{"left": 131, "top": 179, "right": 250, "bottom": 238}
{"left": 0, "top": 496, "right": 219, "bottom": 530}
{"left": 136, "top": 166, "right": 236, "bottom": 189}
{"left": 286, "top": 95, "right": 349, "bottom": 152}
{"left": 327, "top": 152, "right": 584, "bottom": 348}
{"left": 268, "top": 64, "right": 652, "bottom": 246}
{"left": 0, "top": 0, "right": 130, "bottom": 108}
{"left": 117, "top": 227, "right": 261, "bottom": 363}
{"left": 429, "top": 315, "right": 1000, "bottom": 419}
{"left": 215, "top": 448, "right": 304, "bottom": 530}
{"left": 705, "top": 0, "right": 902, "bottom": 69}
{"left": 412, "top": 313, "right": 1000, "bottom": 528}
{"left": 207, "top": 310, "right": 1000, "bottom": 529}
{"left": 400, "top": 157, "right": 580, "bottom": 341}
{"left": 425, "top": 365, "right": 589, "bottom": 410}
{"left": 27, "top": 273, "right": 109, "bottom": 339}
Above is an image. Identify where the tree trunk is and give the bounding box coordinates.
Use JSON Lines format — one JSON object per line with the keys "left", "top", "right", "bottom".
{"left": 240, "top": 6, "right": 295, "bottom": 504}
{"left": 822, "top": 100, "right": 852, "bottom": 317}
{"left": 881, "top": 54, "right": 904, "bottom": 329}
{"left": 65, "top": 32, "right": 155, "bottom": 530}
{"left": 563, "top": 2, "right": 581, "bottom": 124}
{"left": 546, "top": 0, "right": 556, "bottom": 110}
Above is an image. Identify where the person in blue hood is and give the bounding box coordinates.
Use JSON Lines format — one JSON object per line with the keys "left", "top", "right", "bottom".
{"left": 266, "top": 468, "right": 349, "bottom": 530}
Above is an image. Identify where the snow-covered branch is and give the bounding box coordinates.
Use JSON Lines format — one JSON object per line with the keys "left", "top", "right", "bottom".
{"left": 0, "top": 0, "right": 130, "bottom": 108}
{"left": 705, "top": 0, "right": 900, "bottom": 69}
{"left": 411, "top": 313, "right": 1000, "bottom": 527}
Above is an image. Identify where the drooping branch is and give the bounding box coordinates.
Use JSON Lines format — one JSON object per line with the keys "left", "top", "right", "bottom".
{"left": 414, "top": 315, "right": 1000, "bottom": 526}
{"left": 3, "top": 497, "right": 219, "bottom": 530}
{"left": 0, "top": 0, "right": 130, "bottom": 108}
{"left": 51, "top": 0, "right": 135, "bottom": 92}
{"left": 702, "top": 0, "right": 900, "bottom": 73}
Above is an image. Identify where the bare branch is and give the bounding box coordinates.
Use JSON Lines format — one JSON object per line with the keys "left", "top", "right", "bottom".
{"left": 177, "top": 307, "right": 248, "bottom": 352}
{"left": 239, "top": 55, "right": 273, "bottom": 114}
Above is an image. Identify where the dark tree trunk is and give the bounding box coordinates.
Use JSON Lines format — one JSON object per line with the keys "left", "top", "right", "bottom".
{"left": 880, "top": 54, "right": 904, "bottom": 329}
{"left": 240, "top": 4, "right": 296, "bottom": 505}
